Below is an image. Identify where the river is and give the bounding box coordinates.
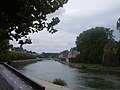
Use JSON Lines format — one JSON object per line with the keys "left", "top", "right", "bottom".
{"left": 15, "top": 60, "right": 120, "bottom": 90}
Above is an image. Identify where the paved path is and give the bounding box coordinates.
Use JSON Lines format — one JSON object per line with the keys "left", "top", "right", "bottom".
{"left": 28, "top": 76, "right": 74, "bottom": 90}
{"left": 0, "top": 74, "right": 13, "bottom": 90}
{"left": 0, "top": 64, "right": 34, "bottom": 90}
{"left": 0, "top": 64, "right": 74, "bottom": 90}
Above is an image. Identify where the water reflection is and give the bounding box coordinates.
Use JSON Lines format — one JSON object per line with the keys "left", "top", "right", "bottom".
{"left": 14, "top": 60, "right": 120, "bottom": 90}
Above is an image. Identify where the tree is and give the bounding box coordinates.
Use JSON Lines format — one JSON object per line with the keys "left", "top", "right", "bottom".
{"left": 76, "top": 27, "right": 114, "bottom": 64}
{"left": 0, "top": 40, "right": 9, "bottom": 61}
{"left": 117, "top": 18, "right": 120, "bottom": 30}
{"left": 18, "top": 37, "right": 32, "bottom": 48}
{"left": 0, "top": 0, "right": 68, "bottom": 59}
{"left": 0, "top": 0, "right": 68, "bottom": 41}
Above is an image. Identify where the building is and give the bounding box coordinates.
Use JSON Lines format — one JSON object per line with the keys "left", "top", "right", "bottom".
{"left": 103, "top": 39, "right": 119, "bottom": 67}
{"left": 59, "top": 47, "right": 80, "bottom": 63}
{"left": 68, "top": 47, "right": 80, "bottom": 63}
{"left": 68, "top": 47, "right": 79, "bottom": 58}
{"left": 10, "top": 47, "right": 24, "bottom": 52}
{"left": 59, "top": 50, "right": 69, "bottom": 62}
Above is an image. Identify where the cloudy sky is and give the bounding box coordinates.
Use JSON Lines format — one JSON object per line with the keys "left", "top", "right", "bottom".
{"left": 11, "top": 0, "right": 120, "bottom": 53}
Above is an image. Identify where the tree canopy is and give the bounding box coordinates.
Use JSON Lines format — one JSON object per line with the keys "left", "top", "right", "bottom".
{"left": 0, "top": 0, "right": 68, "bottom": 61}
{"left": 76, "top": 27, "right": 114, "bottom": 64}
{"left": 117, "top": 18, "right": 120, "bottom": 30}
{"left": 0, "top": 0, "right": 68, "bottom": 41}
{"left": 18, "top": 37, "right": 32, "bottom": 48}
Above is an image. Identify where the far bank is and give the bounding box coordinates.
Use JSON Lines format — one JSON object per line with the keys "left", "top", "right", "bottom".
{"left": 59, "top": 61, "right": 120, "bottom": 74}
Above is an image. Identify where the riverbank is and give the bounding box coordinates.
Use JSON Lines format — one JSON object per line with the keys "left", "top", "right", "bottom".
{"left": 60, "top": 61, "right": 120, "bottom": 73}
{"left": 11, "top": 59, "right": 37, "bottom": 66}
{"left": 15, "top": 60, "right": 120, "bottom": 90}
{"left": 28, "top": 76, "right": 73, "bottom": 90}
{"left": 2, "top": 61, "right": 73, "bottom": 90}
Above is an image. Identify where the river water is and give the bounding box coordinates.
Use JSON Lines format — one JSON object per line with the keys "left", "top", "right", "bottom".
{"left": 15, "top": 60, "right": 120, "bottom": 90}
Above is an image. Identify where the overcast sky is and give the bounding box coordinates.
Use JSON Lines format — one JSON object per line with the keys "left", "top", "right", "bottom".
{"left": 11, "top": 0, "right": 120, "bottom": 53}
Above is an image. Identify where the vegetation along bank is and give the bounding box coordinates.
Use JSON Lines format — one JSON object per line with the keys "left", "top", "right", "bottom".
{"left": 0, "top": 51, "right": 36, "bottom": 62}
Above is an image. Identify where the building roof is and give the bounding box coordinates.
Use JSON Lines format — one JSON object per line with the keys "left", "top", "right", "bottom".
{"left": 70, "top": 47, "right": 77, "bottom": 51}
{"left": 104, "top": 39, "right": 118, "bottom": 50}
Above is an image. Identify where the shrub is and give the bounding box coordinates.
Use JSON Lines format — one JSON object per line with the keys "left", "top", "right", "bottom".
{"left": 0, "top": 51, "right": 36, "bottom": 62}
{"left": 9, "top": 52, "right": 36, "bottom": 60}
{"left": 81, "top": 65, "right": 87, "bottom": 69}
{"left": 53, "top": 78, "right": 67, "bottom": 86}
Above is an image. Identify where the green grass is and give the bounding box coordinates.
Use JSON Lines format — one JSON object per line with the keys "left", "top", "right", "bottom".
{"left": 60, "top": 61, "right": 120, "bottom": 73}
{"left": 71, "top": 63, "right": 120, "bottom": 72}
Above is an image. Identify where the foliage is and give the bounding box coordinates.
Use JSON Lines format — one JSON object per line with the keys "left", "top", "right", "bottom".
{"left": 0, "top": 30, "right": 9, "bottom": 52}
{"left": 76, "top": 27, "right": 114, "bottom": 64}
{"left": 0, "top": 0, "right": 68, "bottom": 41}
{"left": 53, "top": 78, "right": 67, "bottom": 86}
{"left": 117, "top": 41, "right": 120, "bottom": 66}
{"left": 81, "top": 65, "right": 87, "bottom": 69}
{"left": 0, "top": 40, "right": 9, "bottom": 62}
{"left": 0, "top": 51, "right": 36, "bottom": 62}
{"left": 7, "top": 51, "right": 36, "bottom": 60}
{"left": 18, "top": 37, "right": 32, "bottom": 48}
{"left": 0, "top": 0, "right": 67, "bottom": 60}
{"left": 117, "top": 18, "right": 120, "bottom": 30}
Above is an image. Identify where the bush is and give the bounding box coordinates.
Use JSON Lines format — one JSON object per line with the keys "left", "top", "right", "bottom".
{"left": 81, "top": 65, "right": 87, "bottom": 69}
{"left": 53, "top": 78, "right": 67, "bottom": 86}
{"left": 0, "top": 39, "right": 9, "bottom": 62}
{"left": 0, "top": 51, "right": 36, "bottom": 62}
{"left": 7, "top": 51, "right": 36, "bottom": 60}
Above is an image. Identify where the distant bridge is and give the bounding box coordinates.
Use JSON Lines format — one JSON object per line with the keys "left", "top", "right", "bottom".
{"left": 36, "top": 58, "right": 60, "bottom": 61}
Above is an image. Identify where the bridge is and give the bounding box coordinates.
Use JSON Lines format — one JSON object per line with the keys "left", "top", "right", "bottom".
{"left": 36, "top": 58, "right": 60, "bottom": 61}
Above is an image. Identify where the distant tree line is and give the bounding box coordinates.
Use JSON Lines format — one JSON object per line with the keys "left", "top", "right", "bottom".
{"left": 76, "top": 27, "right": 120, "bottom": 64}
{"left": 41, "top": 52, "right": 59, "bottom": 58}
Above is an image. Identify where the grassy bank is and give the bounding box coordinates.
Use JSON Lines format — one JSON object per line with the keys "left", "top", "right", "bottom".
{"left": 60, "top": 61, "right": 120, "bottom": 73}
{"left": 0, "top": 51, "right": 36, "bottom": 62}
{"left": 7, "top": 51, "right": 36, "bottom": 60}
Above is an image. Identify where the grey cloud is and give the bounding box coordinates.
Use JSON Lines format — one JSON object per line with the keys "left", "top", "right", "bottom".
{"left": 11, "top": 0, "right": 120, "bottom": 53}
{"left": 23, "top": 30, "right": 76, "bottom": 53}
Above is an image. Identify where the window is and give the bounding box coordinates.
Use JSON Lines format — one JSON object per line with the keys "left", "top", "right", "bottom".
{"left": 110, "top": 48, "right": 113, "bottom": 51}
{"left": 111, "top": 59, "right": 113, "bottom": 62}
